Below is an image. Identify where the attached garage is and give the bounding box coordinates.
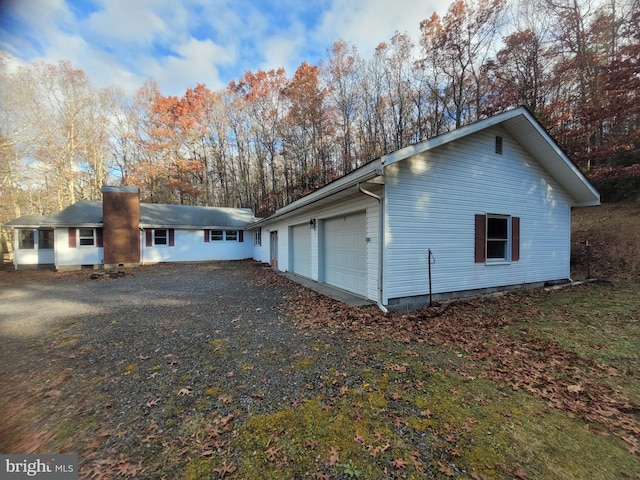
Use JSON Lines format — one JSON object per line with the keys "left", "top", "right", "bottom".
{"left": 323, "top": 212, "right": 367, "bottom": 296}
{"left": 251, "top": 108, "right": 600, "bottom": 311}
{"left": 291, "top": 223, "right": 311, "bottom": 278}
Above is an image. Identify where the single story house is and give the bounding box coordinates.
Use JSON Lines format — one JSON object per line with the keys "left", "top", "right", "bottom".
{"left": 4, "top": 186, "right": 256, "bottom": 271}
{"left": 249, "top": 107, "right": 600, "bottom": 311}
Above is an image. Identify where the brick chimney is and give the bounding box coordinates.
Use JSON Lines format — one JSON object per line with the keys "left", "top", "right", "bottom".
{"left": 102, "top": 186, "right": 140, "bottom": 267}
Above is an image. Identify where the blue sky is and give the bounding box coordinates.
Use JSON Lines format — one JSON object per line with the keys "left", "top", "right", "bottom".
{"left": 0, "top": 0, "right": 446, "bottom": 96}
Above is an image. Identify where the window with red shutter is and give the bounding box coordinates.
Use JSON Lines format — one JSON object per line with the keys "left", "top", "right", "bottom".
{"left": 475, "top": 214, "right": 521, "bottom": 263}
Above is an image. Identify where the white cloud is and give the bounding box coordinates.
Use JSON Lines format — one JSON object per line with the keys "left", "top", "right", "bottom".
{"left": 5, "top": 0, "right": 72, "bottom": 34}
{"left": 146, "top": 37, "right": 235, "bottom": 94}
{"left": 258, "top": 22, "right": 308, "bottom": 76}
{"left": 1, "top": 0, "right": 454, "bottom": 98}
{"left": 316, "top": 0, "right": 445, "bottom": 56}
{"left": 86, "top": 0, "right": 189, "bottom": 46}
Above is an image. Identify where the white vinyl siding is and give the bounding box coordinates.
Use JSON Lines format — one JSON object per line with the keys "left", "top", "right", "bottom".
{"left": 384, "top": 127, "right": 573, "bottom": 303}
{"left": 54, "top": 227, "right": 103, "bottom": 268}
{"left": 142, "top": 229, "right": 252, "bottom": 264}
{"left": 13, "top": 229, "right": 56, "bottom": 268}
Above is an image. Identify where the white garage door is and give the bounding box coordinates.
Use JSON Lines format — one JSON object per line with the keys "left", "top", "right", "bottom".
{"left": 291, "top": 224, "right": 311, "bottom": 278}
{"left": 324, "top": 212, "right": 367, "bottom": 296}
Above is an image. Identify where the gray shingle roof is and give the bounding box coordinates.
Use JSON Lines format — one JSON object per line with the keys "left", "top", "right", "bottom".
{"left": 3, "top": 214, "right": 54, "bottom": 228}
{"left": 140, "top": 204, "right": 256, "bottom": 228}
{"left": 3, "top": 201, "right": 256, "bottom": 229}
{"left": 3, "top": 200, "right": 103, "bottom": 227}
{"left": 50, "top": 200, "right": 103, "bottom": 225}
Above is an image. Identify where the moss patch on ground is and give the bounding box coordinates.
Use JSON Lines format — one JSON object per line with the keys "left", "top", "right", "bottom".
{"left": 226, "top": 355, "right": 638, "bottom": 479}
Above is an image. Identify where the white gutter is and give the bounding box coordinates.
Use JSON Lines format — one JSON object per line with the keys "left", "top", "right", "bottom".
{"left": 358, "top": 181, "right": 387, "bottom": 313}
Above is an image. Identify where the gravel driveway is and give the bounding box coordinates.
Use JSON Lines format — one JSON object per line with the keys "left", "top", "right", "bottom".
{"left": 3, "top": 261, "right": 638, "bottom": 479}
{"left": 0, "top": 261, "right": 352, "bottom": 476}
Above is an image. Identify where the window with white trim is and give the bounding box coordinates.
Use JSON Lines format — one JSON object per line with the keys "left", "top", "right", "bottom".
{"left": 209, "top": 230, "right": 242, "bottom": 242}
{"left": 475, "top": 214, "right": 520, "bottom": 263}
{"left": 254, "top": 227, "right": 262, "bottom": 246}
{"left": 18, "top": 230, "right": 35, "bottom": 249}
{"left": 79, "top": 228, "right": 95, "bottom": 246}
{"left": 154, "top": 229, "right": 167, "bottom": 245}
{"left": 486, "top": 215, "right": 509, "bottom": 260}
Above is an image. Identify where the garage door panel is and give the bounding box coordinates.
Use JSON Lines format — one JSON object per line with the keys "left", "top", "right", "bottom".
{"left": 324, "top": 213, "right": 366, "bottom": 296}
{"left": 291, "top": 224, "right": 311, "bottom": 278}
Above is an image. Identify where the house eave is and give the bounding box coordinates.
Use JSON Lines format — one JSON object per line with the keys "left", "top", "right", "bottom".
{"left": 250, "top": 161, "right": 382, "bottom": 228}
{"left": 3, "top": 222, "right": 103, "bottom": 229}
{"left": 138, "top": 224, "right": 248, "bottom": 230}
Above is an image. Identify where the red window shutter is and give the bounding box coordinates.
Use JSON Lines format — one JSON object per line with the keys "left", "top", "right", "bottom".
{"left": 168, "top": 229, "right": 175, "bottom": 247}
{"left": 239, "top": 230, "right": 244, "bottom": 242}
{"left": 68, "top": 227, "right": 77, "bottom": 248}
{"left": 204, "top": 229, "right": 209, "bottom": 243}
{"left": 511, "top": 216, "right": 520, "bottom": 262}
{"left": 474, "top": 214, "right": 486, "bottom": 263}
{"left": 96, "top": 228, "right": 104, "bottom": 247}
{"left": 146, "top": 230, "right": 152, "bottom": 247}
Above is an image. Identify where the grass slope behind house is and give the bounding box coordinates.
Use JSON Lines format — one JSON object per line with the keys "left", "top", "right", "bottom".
{"left": 572, "top": 202, "right": 640, "bottom": 282}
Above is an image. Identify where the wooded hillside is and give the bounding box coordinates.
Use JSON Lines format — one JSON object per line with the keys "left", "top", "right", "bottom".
{"left": 1, "top": 0, "right": 638, "bottom": 227}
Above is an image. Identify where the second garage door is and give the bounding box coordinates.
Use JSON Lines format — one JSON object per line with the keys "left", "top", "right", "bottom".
{"left": 323, "top": 212, "right": 367, "bottom": 296}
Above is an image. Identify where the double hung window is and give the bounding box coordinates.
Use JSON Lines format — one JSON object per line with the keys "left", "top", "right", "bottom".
{"left": 475, "top": 214, "right": 520, "bottom": 263}
{"left": 79, "top": 228, "right": 95, "bottom": 246}
{"left": 207, "top": 230, "right": 242, "bottom": 242}
{"left": 154, "top": 229, "right": 168, "bottom": 245}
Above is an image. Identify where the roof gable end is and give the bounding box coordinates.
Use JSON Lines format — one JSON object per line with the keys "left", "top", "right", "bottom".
{"left": 382, "top": 107, "right": 599, "bottom": 207}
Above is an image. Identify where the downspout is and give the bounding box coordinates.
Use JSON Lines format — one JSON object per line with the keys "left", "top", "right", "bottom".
{"left": 358, "top": 182, "right": 387, "bottom": 313}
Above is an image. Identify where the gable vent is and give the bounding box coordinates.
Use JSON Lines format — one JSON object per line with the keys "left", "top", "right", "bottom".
{"left": 495, "top": 135, "right": 503, "bottom": 154}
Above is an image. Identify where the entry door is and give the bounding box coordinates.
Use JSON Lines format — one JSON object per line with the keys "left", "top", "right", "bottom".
{"left": 270, "top": 231, "right": 278, "bottom": 268}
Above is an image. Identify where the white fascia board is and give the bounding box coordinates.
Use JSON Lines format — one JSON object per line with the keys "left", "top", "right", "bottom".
{"left": 382, "top": 107, "right": 529, "bottom": 167}
{"left": 250, "top": 160, "right": 382, "bottom": 228}
{"left": 502, "top": 110, "right": 600, "bottom": 206}
{"left": 138, "top": 224, "right": 245, "bottom": 229}
{"left": 51, "top": 223, "right": 104, "bottom": 228}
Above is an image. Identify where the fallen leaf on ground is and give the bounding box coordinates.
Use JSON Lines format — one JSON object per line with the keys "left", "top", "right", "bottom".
{"left": 328, "top": 447, "right": 340, "bottom": 466}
